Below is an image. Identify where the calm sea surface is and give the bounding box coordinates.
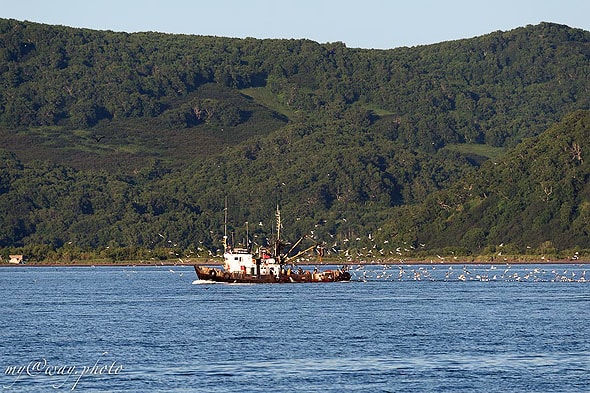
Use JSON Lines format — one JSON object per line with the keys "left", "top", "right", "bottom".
{"left": 0, "top": 264, "right": 588, "bottom": 392}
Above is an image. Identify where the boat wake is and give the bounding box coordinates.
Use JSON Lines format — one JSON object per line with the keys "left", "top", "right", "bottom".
{"left": 192, "top": 279, "right": 256, "bottom": 286}
{"left": 192, "top": 279, "right": 218, "bottom": 285}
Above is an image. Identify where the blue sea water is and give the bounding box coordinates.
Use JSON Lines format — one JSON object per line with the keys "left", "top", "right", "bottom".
{"left": 0, "top": 264, "right": 588, "bottom": 392}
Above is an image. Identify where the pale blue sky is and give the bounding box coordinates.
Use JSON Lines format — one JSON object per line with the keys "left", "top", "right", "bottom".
{"left": 3, "top": 0, "right": 590, "bottom": 49}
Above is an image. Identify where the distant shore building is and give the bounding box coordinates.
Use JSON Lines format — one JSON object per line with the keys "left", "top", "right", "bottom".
{"left": 8, "top": 255, "right": 25, "bottom": 264}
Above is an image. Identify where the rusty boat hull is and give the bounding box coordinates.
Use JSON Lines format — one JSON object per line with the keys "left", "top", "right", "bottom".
{"left": 194, "top": 265, "right": 350, "bottom": 283}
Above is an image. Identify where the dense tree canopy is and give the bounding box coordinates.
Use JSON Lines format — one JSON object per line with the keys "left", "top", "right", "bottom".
{"left": 1, "top": 19, "right": 589, "bottom": 261}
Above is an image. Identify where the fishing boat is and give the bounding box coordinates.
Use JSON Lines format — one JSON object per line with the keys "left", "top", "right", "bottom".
{"left": 194, "top": 206, "right": 350, "bottom": 283}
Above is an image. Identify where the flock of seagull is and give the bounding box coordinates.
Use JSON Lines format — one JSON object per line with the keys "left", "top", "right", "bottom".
{"left": 347, "top": 264, "right": 588, "bottom": 283}
{"left": 152, "top": 231, "right": 588, "bottom": 284}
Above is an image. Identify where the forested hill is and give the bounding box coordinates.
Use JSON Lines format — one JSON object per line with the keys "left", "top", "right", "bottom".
{"left": 1, "top": 19, "right": 589, "bottom": 260}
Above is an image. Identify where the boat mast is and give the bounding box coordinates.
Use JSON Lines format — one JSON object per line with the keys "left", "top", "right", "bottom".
{"left": 223, "top": 196, "right": 228, "bottom": 252}
{"left": 245, "top": 221, "right": 250, "bottom": 251}
{"left": 275, "top": 205, "right": 282, "bottom": 261}
{"left": 275, "top": 205, "right": 281, "bottom": 243}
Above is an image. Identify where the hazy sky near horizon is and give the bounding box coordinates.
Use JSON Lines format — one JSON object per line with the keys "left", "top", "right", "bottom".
{"left": 3, "top": 0, "right": 590, "bottom": 49}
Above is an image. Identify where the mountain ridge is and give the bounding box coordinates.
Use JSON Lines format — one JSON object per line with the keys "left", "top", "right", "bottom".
{"left": 1, "top": 19, "right": 589, "bottom": 260}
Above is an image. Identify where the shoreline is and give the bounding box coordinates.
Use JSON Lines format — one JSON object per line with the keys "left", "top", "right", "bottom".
{"left": 1, "top": 258, "right": 588, "bottom": 267}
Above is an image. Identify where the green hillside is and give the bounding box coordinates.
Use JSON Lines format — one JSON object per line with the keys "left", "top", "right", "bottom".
{"left": 1, "top": 19, "right": 589, "bottom": 261}
{"left": 386, "top": 110, "right": 590, "bottom": 256}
